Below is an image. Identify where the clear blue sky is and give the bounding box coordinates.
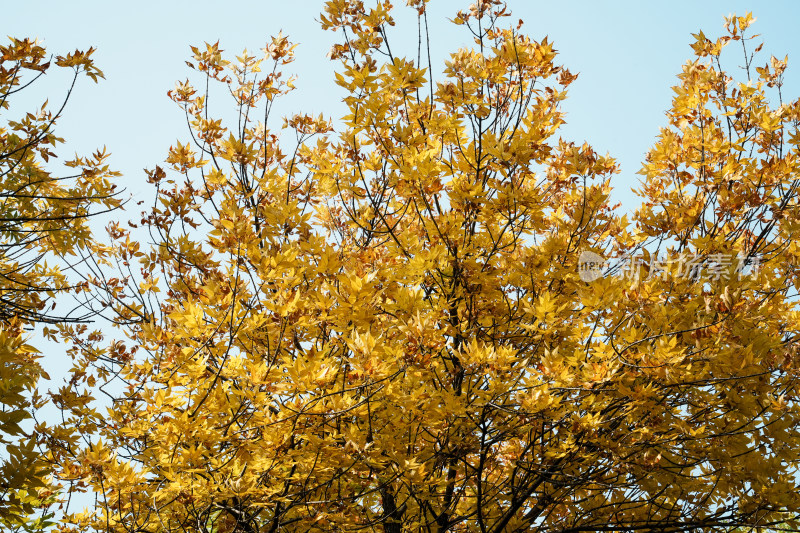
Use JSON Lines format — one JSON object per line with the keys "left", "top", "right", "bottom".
{"left": 6, "top": 1, "right": 800, "bottom": 208}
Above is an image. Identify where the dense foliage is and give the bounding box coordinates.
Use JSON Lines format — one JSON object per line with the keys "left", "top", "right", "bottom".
{"left": 6, "top": 2, "right": 800, "bottom": 532}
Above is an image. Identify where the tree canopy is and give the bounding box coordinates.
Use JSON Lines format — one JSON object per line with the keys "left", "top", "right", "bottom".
{"left": 0, "top": 37, "right": 120, "bottom": 532}
{"left": 5, "top": 2, "right": 800, "bottom": 533}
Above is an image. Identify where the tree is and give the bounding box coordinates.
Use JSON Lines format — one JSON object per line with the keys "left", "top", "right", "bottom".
{"left": 61, "top": 2, "right": 800, "bottom": 532}
{"left": 0, "top": 37, "right": 120, "bottom": 531}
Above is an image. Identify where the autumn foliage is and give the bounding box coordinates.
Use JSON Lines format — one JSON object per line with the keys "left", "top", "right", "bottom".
{"left": 0, "top": 37, "right": 120, "bottom": 531}
{"left": 6, "top": 2, "right": 800, "bottom": 533}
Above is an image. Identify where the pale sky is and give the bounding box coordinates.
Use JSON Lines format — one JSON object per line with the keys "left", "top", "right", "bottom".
{"left": 6, "top": 1, "right": 800, "bottom": 208}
